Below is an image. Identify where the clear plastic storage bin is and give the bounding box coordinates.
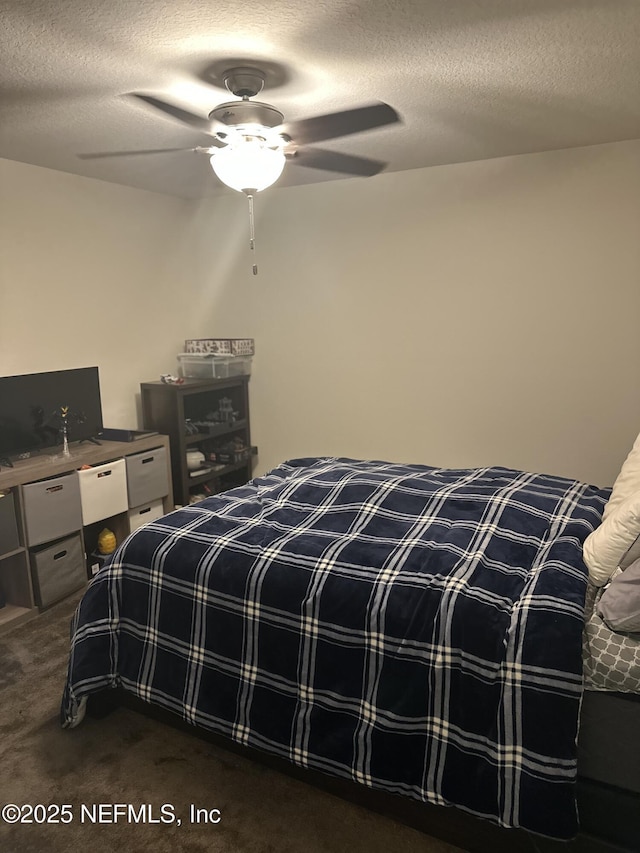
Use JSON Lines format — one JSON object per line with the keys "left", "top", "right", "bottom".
{"left": 177, "top": 353, "right": 252, "bottom": 379}
{"left": 227, "top": 357, "right": 252, "bottom": 376}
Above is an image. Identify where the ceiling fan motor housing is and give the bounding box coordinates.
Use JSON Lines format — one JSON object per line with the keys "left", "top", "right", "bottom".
{"left": 213, "top": 67, "right": 284, "bottom": 132}
{"left": 222, "top": 67, "right": 266, "bottom": 98}
{"left": 209, "top": 101, "right": 284, "bottom": 130}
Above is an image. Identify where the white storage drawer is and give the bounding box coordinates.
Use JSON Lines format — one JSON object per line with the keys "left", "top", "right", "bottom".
{"left": 125, "top": 446, "right": 169, "bottom": 508}
{"left": 77, "top": 458, "right": 128, "bottom": 526}
{"left": 30, "top": 533, "right": 86, "bottom": 608}
{"left": 22, "top": 473, "right": 82, "bottom": 547}
{"left": 128, "top": 498, "right": 165, "bottom": 532}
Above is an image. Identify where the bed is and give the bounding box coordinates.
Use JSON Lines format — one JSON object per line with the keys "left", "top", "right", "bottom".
{"left": 61, "top": 455, "right": 640, "bottom": 852}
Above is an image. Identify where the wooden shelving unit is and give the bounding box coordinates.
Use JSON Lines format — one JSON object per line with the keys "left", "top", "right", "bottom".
{"left": 141, "top": 377, "right": 254, "bottom": 507}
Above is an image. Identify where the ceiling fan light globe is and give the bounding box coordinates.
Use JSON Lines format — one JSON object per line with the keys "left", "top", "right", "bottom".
{"left": 210, "top": 141, "right": 285, "bottom": 193}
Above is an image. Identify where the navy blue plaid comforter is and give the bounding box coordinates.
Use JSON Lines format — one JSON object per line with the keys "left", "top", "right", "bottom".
{"left": 61, "top": 457, "right": 608, "bottom": 838}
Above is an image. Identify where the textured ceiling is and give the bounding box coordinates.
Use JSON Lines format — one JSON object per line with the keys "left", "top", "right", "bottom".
{"left": 1, "top": 0, "right": 639, "bottom": 198}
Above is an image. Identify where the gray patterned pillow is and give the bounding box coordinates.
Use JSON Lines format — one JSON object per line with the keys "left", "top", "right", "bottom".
{"left": 596, "top": 558, "right": 640, "bottom": 633}
{"left": 583, "top": 581, "right": 640, "bottom": 693}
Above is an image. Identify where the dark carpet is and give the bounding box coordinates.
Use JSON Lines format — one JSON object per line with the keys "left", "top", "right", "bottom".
{"left": 0, "top": 594, "right": 465, "bottom": 853}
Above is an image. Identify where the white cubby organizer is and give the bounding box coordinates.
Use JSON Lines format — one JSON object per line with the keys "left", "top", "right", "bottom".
{"left": 0, "top": 434, "right": 172, "bottom": 634}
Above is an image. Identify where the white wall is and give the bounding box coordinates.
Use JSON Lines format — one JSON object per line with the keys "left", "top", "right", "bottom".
{"left": 2, "top": 141, "right": 639, "bottom": 488}
{"left": 0, "top": 158, "right": 235, "bottom": 427}
{"left": 185, "top": 139, "right": 640, "bottom": 488}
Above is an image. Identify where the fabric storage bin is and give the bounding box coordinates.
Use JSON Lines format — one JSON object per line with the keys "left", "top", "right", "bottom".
{"left": 128, "top": 498, "right": 165, "bottom": 532}
{"left": 185, "top": 338, "right": 233, "bottom": 355}
{"left": 77, "top": 458, "right": 128, "bottom": 526}
{"left": 229, "top": 339, "right": 255, "bottom": 356}
{"left": 125, "top": 446, "right": 169, "bottom": 508}
{"left": 22, "top": 473, "right": 82, "bottom": 547}
{"left": 30, "top": 533, "right": 86, "bottom": 608}
{"left": 0, "top": 489, "right": 21, "bottom": 554}
{"left": 185, "top": 338, "right": 255, "bottom": 356}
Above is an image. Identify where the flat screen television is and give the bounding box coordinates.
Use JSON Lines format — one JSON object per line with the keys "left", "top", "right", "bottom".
{"left": 0, "top": 367, "right": 103, "bottom": 462}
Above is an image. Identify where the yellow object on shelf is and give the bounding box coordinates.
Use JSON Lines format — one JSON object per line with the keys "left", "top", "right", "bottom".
{"left": 97, "top": 528, "right": 117, "bottom": 555}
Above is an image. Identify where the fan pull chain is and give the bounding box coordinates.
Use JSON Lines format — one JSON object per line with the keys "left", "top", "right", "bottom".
{"left": 247, "top": 192, "right": 258, "bottom": 276}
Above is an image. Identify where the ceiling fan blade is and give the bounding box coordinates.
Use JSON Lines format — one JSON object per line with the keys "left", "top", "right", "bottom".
{"left": 288, "top": 147, "right": 387, "bottom": 177}
{"left": 77, "top": 147, "right": 198, "bottom": 160}
{"left": 129, "top": 94, "right": 226, "bottom": 140}
{"left": 278, "top": 102, "right": 400, "bottom": 146}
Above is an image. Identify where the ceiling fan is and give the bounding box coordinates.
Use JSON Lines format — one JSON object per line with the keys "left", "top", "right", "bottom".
{"left": 80, "top": 66, "right": 401, "bottom": 272}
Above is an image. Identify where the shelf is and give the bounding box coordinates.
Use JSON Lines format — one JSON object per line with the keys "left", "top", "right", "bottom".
{"left": 0, "top": 435, "right": 172, "bottom": 492}
{"left": 187, "top": 461, "right": 250, "bottom": 487}
{"left": 0, "top": 434, "right": 174, "bottom": 632}
{"left": 185, "top": 420, "right": 248, "bottom": 445}
{"left": 0, "top": 546, "right": 26, "bottom": 563}
{"left": 142, "top": 376, "right": 253, "bottom": 508}
{"left": 0, "top": 602, "right": 37, "bottom": 635}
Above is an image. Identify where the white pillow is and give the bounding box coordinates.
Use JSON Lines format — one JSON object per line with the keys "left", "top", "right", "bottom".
{"left": 603, "top": 431, "right": 640, "bottom": 520}
{"left": 583, "top": 489, "right": 640, "bottom": 586}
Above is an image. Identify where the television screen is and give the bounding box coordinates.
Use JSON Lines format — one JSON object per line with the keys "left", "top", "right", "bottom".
{"left": 0, "top": 367, "right": 103, "bottom": 461}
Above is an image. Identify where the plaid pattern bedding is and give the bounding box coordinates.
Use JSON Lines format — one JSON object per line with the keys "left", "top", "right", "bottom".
{"left": 61, "top": 457, "right": 608, "bottom": 838}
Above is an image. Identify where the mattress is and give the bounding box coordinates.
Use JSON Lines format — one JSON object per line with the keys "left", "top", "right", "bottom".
{"left": 578, "top": 690, "right": 640, "bottom": 794}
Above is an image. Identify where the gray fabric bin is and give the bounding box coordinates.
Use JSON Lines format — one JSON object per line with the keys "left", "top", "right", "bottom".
{"left": 30, "top": 533, "right": 86, "bottom": 608}
{"left": 0, "top": 490, "right": 21, "bottom": 554}
{"left": 22, "top": 473, "right": 82, "bottom": 547}
{"left": 125, "top": 446, "right": 169, "bottom": 508}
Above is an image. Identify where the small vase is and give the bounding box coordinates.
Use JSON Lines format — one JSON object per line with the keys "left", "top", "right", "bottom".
{"left": 61, "top": 422, "right": 71, "bottom": 458}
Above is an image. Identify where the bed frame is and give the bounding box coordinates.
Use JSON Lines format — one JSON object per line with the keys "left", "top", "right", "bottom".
{"left": 87, "top": 687, "right": 640, "bottom": 853}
